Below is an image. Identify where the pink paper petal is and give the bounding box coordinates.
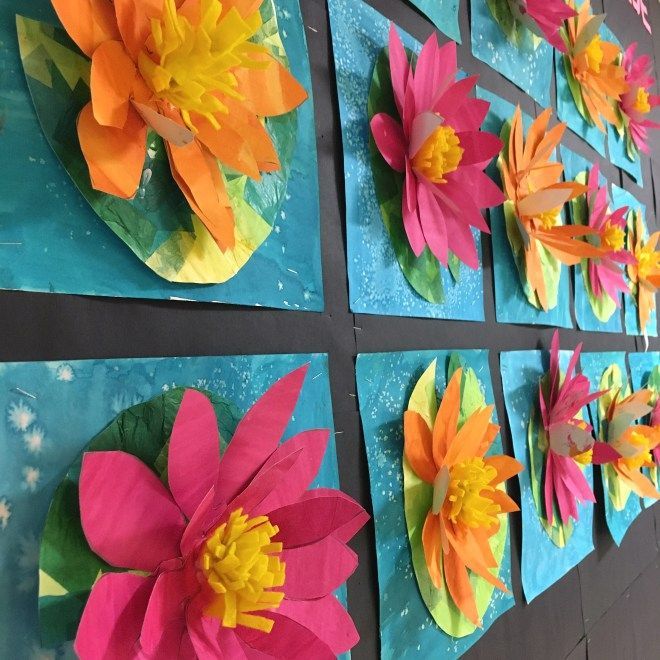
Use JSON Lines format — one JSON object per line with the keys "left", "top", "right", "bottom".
{"left": 433, "top": 75, "right": 478, "bottom": 119}
{"left": 544, "top": 451, "right": 555, "bottom": 525}
{"left": 254, "top": 429, "right": 330, "bottom": 513}
{"left": 557, "top": 455, "right": 596, "bottom": 504}
{"left": 444, "top": 214, "right": 479, "bottom": 269}
{"left": 413, "top": 33, "right": 441, "bottom": 111}
{"left": 282, "top": 535, "right": 358, "bottom": 599}
{"left": 592, "top": 441, "right": 621, "bottom": 465}
{"left": 268, "top": 490, "right": 368, "bottom": 548}
{"left": 446, "top": 167, "right": 504, "bottom": 208}
{"left": 80, "top": 452, "right": 185, "bottom": 572}
{"left": 370, "top": 113, "right": 406, "bottom": 172}
{"left": 449, "top": 98, "right": 490, "bottom": 133}
{"left": 456, "top": 130, "right": 503, "bottom": 167}
{"left": 402, "top": 167, "right": 426, "bottom": 256}
{"left": 186, "top": 602, "right": 225, "bottom": 660}
{"left": 168, "top": 389, "right": 221, "bottom": 519}
{"left": 75, "top": 573, "right": 154, "bottom": 660}
{"left": 416, "top": 181, "right": 448, "bottom": 265}
{"left": 213, "top": 364, "right": 308, "bottom": 506}
{"left": 387, "top": 23, "right": 409, "bottom": 118}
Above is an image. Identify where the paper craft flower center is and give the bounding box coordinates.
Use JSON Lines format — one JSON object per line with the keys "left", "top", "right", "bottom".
{"left": 601, "top": 221, "right": 625, "bottom": 252}
{"left": 536, "top": 208, "right": 560, "bottom": 230}
{"left": 139, "top": 0, "right": 264, "bottom": 131}
{"left": 199, "top": 508, "right": 286, "bottom": 632}
{"left": 446, "top": 458, "right": 501, "bottom": 528}
{"left": 584, "top": 35, "right": 604, "bottom": 74}
{"left": 635, "top": 246, "right": 653, "bottom": 280}
{"left": 621, "top": 430, "right": 654, "bottom": 470}
{"left": 411, "top": 125, "right": 463, "bottom": 184}
{"left": 573, "top": 448, "right": 593, "bottom": 465}
{"left": 633, "top": 87, "right": 651, "bottom": 114}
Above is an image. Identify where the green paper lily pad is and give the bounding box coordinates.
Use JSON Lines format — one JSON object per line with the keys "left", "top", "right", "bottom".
{"left": 486, "top": 0, "right": 543, "bottom": 51}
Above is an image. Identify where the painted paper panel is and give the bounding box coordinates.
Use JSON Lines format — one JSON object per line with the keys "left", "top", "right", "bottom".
{"left": 407, "top": 0, "right": 461, "bottom": 43}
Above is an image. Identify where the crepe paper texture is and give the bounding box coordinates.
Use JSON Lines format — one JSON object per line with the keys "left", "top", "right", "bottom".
{"left": 561, "top": 147, "right": 628, "bottom": 333}
{"left": 629, "top": 352, "right": 660, "bottom": 505}
{"left": 611, "top": 185, "right": 659, "bottom": 338}
{"left": 0, "top": 0, "right": 323, "bottom": 311}
{"left": 500, "top": 349, "right": 595, "bottom": 603}
{"left": 407, "top": 0, "right": 461, "bottom": 43}
{"left": 356, "top": 350, "right": 516, "bottom": 658}
{"left": 369, "top": 27, "right": 504, "bottom": 292}
{"left": 329, "top": 0, "right": 486, "bottom": 321}
{"left": 478, "top": 87, "right": 572, "bottom": 328}
{"left": 0, "top": 353, "right": 348, "bottom": 658}
{"left": 471, "top": 0, "right": 553, "bottom": 107}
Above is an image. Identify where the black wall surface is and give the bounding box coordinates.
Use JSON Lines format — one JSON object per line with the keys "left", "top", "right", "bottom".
{"left": 1, "top": 0, "right": 659, "bottom": 658}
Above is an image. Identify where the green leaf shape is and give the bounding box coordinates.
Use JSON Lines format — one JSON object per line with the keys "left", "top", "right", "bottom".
{"left": 17, "top": 1, "right": 297, "bottom": 285}
{"left": 526, "top": 374, "right": 574, "bottom": 548}
{"left": 486, "top": 0, "right": 542, "bottom": 51}
{"left": 404, "top": 358, "right": 508, "bottom": 637}
{"left": 563, "top": 54, "right": 595, "bottom": 128}
{"left": 570, "top": 171, "right": 618, "bottom": 322}
{"left": 367, "top": 48, "right": 445, "bottom": 304}
{"left": 597, "top": 365, "right": 633, "bottom": 512}
{"left": 38, "top": 388, "right": 241, "bottom": 648}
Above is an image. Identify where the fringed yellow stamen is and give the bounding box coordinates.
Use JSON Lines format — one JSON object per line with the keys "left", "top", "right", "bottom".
{"left": 621, "top": 430, "right": 655, "bottom": 470}
{"left": 446, "top": 458, "right": 501, "bottom": 528}
{"left": 537, "top": 208, "right": 561, "bottom": 230}
{"left": 139, "top": 0, "right": 269, "bottom": 132}
{"left": 573, "top": 448, "right": 593, "bottom": 466}
{"left": 633, "top": 87, "right": 651, "bottom": 115}
{"left": 411, "top": 125, "right": 463, "bottom": 184}
{"left": 601, "top": 221, "right": 625, "bottom": 252}
{"left": 585, "top": 35, "right": 604, "bottom": 74}
{"left": 199, "top": 508, "right": 285, "bottom": 633}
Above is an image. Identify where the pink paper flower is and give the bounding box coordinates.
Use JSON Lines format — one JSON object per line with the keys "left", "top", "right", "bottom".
{"left": 539, "top": 331, "right": 615, "bottom": 524}
{"left": 584, "top": 163, "right": 635, "bottom": 305}
{"left": 618, "top": 43, "right": 660, "bottom": 155}
{"left": 74, "top": 365, "right": 368, "bottom": 659}
{"left": 370, "top": 25, "right": 504, "bottom": 269}
{"left": 513, "top": 0, "right": 576, "bottom": 53}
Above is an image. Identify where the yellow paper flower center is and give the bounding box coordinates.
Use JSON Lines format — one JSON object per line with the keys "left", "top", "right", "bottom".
{"left": 199, "top": 508, "right": 285, "bottom": 633}
{"left": 537, "top": 208, "right": 560, "bottom": 230}
{"left": 602, "top": 221, "right": 625, "bottom": 252}
{"left": 412, "top": 125, "right": 464, "bottom": 184}
{"left": 139, "top": 0, "right": 266, "bottom": 131}
{"left": 621, "top": 430, "right": 654, "bottom": 470}
{"left": 573, "top": 448, "right": 593, "bottom": 466}
{"left": 635, "top": 246, "right": 654, "bottom": 281}
{"left": 633, "top": 87, "right": 651, "bottom": 114}
{"left": 446, "top": 458, "right": 501, "bottom": 528}
{"left": 585, "top": 35, "right": 604, "bottom": 73}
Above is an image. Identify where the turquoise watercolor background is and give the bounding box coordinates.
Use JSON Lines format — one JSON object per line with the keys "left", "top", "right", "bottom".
{"left": 581, "top": 351, "right": 641, "bottom": 546}
{"left": 356, "top": 349, "right": 515, "bottom": 659}
{"left": 0, "top": 353, "right": 343, "bottom": 658}
{"left": 477, "top": 86, "right": 573, "bottom": 328}
{"left": 500, "top": 349, "right": 594, "bottom": 603}
{"left": 407, "top": 0, "right": 461, "bottom": 43}
{"left": 328, "top": 0, "right": 485, "bottom": 321}
{"left": 560, "top": 146, "right": 624, "bottom": 333}
{"left": 0, "top": 0, "right": 323, "bottom": 311}
{"left": 471, "top": 0, "right": 552, "bottom": 106}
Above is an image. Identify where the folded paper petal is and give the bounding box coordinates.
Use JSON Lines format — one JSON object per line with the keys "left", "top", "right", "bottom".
{"left": 80, "top": 451, "right": 186, "bottom": 571}
{"left": 113, "top": 0, "right": 161, "bottom": 61}
{"left": 403, "top": 410, "right": 436, "bottom": 483}
{"left": 51, "top": 0, "right": 120, "bottom": 58}
{"left": 370, "top": 113, "right": 407, "bottom": 172}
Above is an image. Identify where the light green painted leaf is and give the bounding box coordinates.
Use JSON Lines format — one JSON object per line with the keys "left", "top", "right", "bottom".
{"left": 486, "top": 0, "right": 542, "bottom": 50}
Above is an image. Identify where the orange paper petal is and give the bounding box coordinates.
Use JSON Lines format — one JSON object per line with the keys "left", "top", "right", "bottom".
{"left": 432, "top": 369, "right": 461, "bottom": 466}
{"left": 444, "top": 547, "right": 479, "bottom": 626}
{"left": 403, "top": 411, "right": 437, "bottom": 484}
{"left": 422, "top": 512, "right": 444, "bottom": 589}
{"left": 485, "top": 455, "right": 524, "bottom": 485}
{"left": 444, "top": 406, "right": 495, "bottom": 466}
{"left": 51, "top": 0, "right": 120, "bottom": 58}
{"left": 114, "top": 0, "right": 162, "bottom": 60}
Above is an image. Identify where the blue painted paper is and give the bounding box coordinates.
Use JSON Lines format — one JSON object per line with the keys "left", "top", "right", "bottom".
{"left": 581, "top": 351, "right": 641, "bottom": 546}
{"left": 611, "top": 185, "right": 658, "bottom": 338}
{"left": 500, "top": 350, "right": 594, "bottom": 603}
{"left": 477, "top": 86, "right": 573, "bottom": 328}
{"left": 628, "top": 351, "right": 660, "bottom": 509}
{"left": 555, "top": 48, "right": 607, "bottom": 157}
{"left": 470, "top": 1, "right": 552, "bottom": 106}
{"left": 0, "top": 0, "right": 323, "bottom": 311}
{"left": 408, "top": 0, "right": 461, "bottom": 43}
{"left": 0, "top": 353, "right": 342, "bottom": 658}
{"left": 328, "top": 0, "right": 485, "bottom": 320}
{"left": 356, "top": 350, "right": 514, "bottom": 658}
{"left": 560, "top": 146, "right": 623, "bottom": 333}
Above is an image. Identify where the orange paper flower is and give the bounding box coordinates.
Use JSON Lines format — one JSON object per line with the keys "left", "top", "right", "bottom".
{"left": 499, "top": 106, "right": 601, "bottom": 310}
{"left": 404, "top": 367, "right": 523, "bottom": 626}
{"left": 563, "top": 0, "right": 628, "bottom": 132}
{"left": 626, "top": 212, "right": 660, "bottom": 335}
{"left": 51, "top": 0, "right": 307, "bottom": 251}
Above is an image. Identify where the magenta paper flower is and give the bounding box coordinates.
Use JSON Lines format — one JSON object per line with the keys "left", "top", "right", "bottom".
{"left": 618, "top": 43, "right": 660, "bottom": 156}
{"left": 74, "top": 365, "right": 368, "bottom": 660}
{"left": 513, "top": 0, "right": 576, "bottom": 52}
{"left": 539, "top": 331, "right": 616, "bottom": 524}
{"left": 584, "top": 163, "right": 635, "bottom": 306}
{"left": 370, "top": 25, "right": 504, "bottom": 269}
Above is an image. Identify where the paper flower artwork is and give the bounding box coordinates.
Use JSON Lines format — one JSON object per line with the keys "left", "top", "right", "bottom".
{"left": 530, "top": 332, "right": 614, "bottom": 546}
{"left": 38, "top": 365, "right": 368, "bottom": 659}
{"left": 616, "top": 43, "right": 660, "bottom": 160}
{"left": 403, "top": 357, "right": 523, "bottom": 633}
{"left": 487, "top": 0, "right": 576, "bottom": 52}
{"left": 369, "top": 25, "right": 503, "bottom": 303}
{"left": 596, "top": 364, "right": 660, "bottom": 512}
{"left": 626, "top": 210, "right": 660, "bottom": 337}
{"left": 498, "top": 106, "right": 600, "bottom": 311}
{"left": 561, "top": 0, "right": 627, "bottom": 132}
{"left": 572, "top": 164, "right": 633, "bottom": 322}
{"left": 17, "top": 0, "right": 308, "bottom": 285}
